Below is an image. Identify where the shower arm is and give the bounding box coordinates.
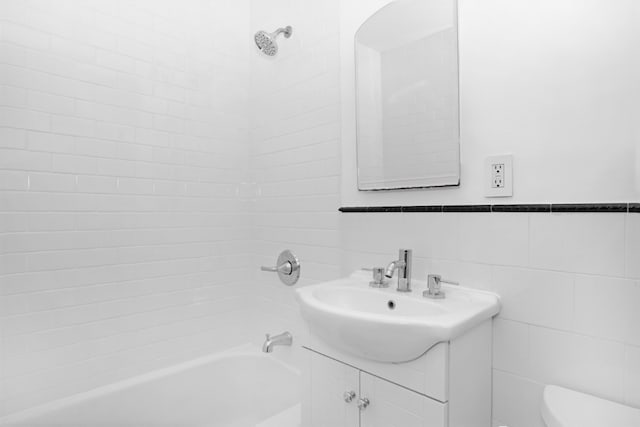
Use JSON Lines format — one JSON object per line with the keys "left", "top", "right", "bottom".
{"left": 273, "top": 26, "right": 293, "bottom": 38}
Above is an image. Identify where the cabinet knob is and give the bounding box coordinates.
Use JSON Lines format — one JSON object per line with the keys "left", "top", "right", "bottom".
{"left": 343, "top": 391, "right": 356, "bottom": 403}
{"left": 357, "top": 397, "right": 370, "bottom": 410}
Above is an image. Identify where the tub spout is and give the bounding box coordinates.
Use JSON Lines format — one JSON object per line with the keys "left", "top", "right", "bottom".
{"left": 262, "top": 331, "right": 293, "bottom": 353}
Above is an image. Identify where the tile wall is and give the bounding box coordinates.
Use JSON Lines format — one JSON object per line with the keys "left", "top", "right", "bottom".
{"left": 340, "top": 211, "right": 639, "bottom": 427}
{"left": 247, "top": 0, "right": 342, "bottom": 361}
{"left": 0, "top": 0, "right": 252, "bottom": 416}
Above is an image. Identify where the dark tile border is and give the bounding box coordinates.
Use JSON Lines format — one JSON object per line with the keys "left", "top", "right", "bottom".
{"left": 492, "top": 204, "right": 551, "bottom": 213}
{"left": 368, "top": 206, "right": 402, "bottom": 213}
{"left": 339, "top": 203, "right": 639, "bottom": 214}
{"left": 338, "top": 206, "right": 402, "bottom": 213}
{"left": 551, "top": 203, "right": 628, "bottom": 213}
{"left": 402, "top": 205, "right": 443, "bottom": 212}
{"left": 443, "top": 205, "right": 491, "bottom": 212}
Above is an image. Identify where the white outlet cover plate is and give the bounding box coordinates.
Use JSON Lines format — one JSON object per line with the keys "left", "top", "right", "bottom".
{"left": 485, "top": 155, "right": 513, "bottom": 197}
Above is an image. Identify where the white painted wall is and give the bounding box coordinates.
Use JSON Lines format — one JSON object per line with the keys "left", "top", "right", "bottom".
{"left": 0, "top": 0, "right": 252, "bottom": 416}
{"left": 342, "top": 0, "right": 640, "bottom": 205}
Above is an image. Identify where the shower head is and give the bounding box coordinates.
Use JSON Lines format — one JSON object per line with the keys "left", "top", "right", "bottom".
{"left": 254, "top": 26, "right": 293, "bottom": 57}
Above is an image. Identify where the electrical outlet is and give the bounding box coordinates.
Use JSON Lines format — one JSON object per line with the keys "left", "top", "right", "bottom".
{"left": 485, "top": 155, "right": 513, "bottom": 197}
{"left": 491, "top": 163, "right": 505, "bottom": 188}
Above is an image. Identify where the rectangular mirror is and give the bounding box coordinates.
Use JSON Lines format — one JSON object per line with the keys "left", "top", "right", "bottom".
{"left": 355, "top": 0, "right": 460, "bottom": 190}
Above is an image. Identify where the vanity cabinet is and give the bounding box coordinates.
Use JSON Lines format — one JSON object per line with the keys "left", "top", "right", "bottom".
{"left": 303, "top": 350, "right": 359, "bottom": 427}
{"left": 303, "top": 350, "right": 447, "bottom": 427}
{"left": 301, "top": 319, "right": 493, "bottom": 427}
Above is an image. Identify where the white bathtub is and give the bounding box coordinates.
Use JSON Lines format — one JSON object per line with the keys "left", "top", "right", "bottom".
{"left": 0, "top": 346, "right": 301, "bottom": 427}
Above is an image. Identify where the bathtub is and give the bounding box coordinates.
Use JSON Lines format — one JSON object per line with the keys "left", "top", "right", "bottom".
{"left": 0, "top": 345, "right": 301, "bottom": 427}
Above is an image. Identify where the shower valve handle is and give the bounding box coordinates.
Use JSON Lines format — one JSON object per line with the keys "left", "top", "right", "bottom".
{"left": 259, "top": 250, "right": 300, "bottom": 286}
{"left": 260, "top": 262, "right": 293, "bottom": 275}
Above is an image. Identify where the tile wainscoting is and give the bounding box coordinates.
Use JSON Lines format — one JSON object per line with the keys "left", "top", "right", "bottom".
{"left": 339, "top": 209, "right": 639, "bottom": 427}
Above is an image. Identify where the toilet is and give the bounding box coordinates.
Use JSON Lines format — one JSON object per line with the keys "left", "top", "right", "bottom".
{"left": 541, "top": 385, "right": 640, "bottom": 427}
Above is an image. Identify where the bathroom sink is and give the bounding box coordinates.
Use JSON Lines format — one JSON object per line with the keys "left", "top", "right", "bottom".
{"left": 295, "top": 271, "right": 500, "bottom": 363}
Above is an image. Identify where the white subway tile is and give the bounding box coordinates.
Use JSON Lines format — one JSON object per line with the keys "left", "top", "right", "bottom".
{"left": 51, "top": 154, "right": 99, "bottom": 175}
{"left": 26, "top": 213, "right": 75, "bottom": 232}
{"left": 73, "top": 25, "right": 117, "bottom": 51}
{"left": 0, "top": 170, "right": 28, "bottom": 190}
{"left": 74, "top": 137, "right": 117, "bottom": 158}
{"left": 0, "top": 294, "right": 29, "bottom": 317}
{"left": 96, "top": 157, "right": 136, "bottom": 177}
{"left": 528, "top": 326, "right": 626, "bottom": 402}
{"left": 626, "top": 214, "right": 640, "bottom": 279}
{"left": 117, "top": 177, "right": 154, "bottom": 194}
{"left": 51, "top": 114, "right": 95, "bottom": 137}
{"left": 134, "top": 127, "right": 170, "bottom": 147}
{"left": 0, "top": 106, "right": 50, "bottom": 131}
{"left": 27, "top": 91, "right": 75, "bottom": 115}
{"left": 25, "top": 49, "right": 76, "bottom": 78}
{"left": 0, "top": 64, "right": 48, "bottom": 92}
{"left": 1, "top": 22, "right": 50, "bottom": 50}
{"left": 27, "top": 248, "right": 119, "bottom": 272}
{"left": 94, "top": 122, "right": 135, "bottom": 142}
{"left": 0, "top": 127, "right": 27, "bottom": 149}
{"left": 0, "top": 214, "right": 28, "bottom": 233}
{"left": 529, "top": 213, "right": 626, "bottom": 276}
{"left": 574, "top": 275, "right": 637, "bottom": 344}
{"left": 96, "top": 49, "right": 137, "bottom": 74}
{"left": 27, "top": 131, "right": 75, "bottom": 153}
{"left": 76, "top": 175, "right": 118, "bottom": 194}
{"left": 50, "top": 36, "right": 96, "bottom": 64}
{"left": 28, "top": 172, "right": 76, "bottom": 192}
{"left": 491, "top": 266, "right": 574, "bottom": 330}
{"left": 458, "top": 212, "right": 529, "bottom": 266}
{"left": 493, "top": 319, "right": 529, "bottom": 375}
{"left": 0, "top": 148, "right": 52, "bottom": 171}
{"left": 0, "top": 254, "right": 28, "bottom": 275}
{"left": 0, "top": 42, "right": 28, "bottom": 67}
{"left": 492, "top": 370, "right": 545, "bottom": 427}
{"left": 625, "top": 345, "right": 640, "bottom": 407}
{"left": 0, "top": 84, "right": 27, "bottom": 107}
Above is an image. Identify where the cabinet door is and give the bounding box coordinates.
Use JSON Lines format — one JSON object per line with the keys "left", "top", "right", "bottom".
{"left": 359, "top": 372, "right": 448, "bottom": 427}
{"left": 303, "top": 350, "right": 360, "bottom": 427}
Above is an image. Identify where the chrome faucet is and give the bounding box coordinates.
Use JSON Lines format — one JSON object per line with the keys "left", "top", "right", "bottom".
{"left": 262, "top": 331, "right": 293, "bottom": 353}
{"left": 384, "top": 249, "right": 412, "bottom": 292}
{"left": 423, "top": 274, "right": 459, "bottom": 299}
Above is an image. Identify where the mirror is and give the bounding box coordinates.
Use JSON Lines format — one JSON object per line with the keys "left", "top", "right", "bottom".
{"left": 355, "top": 0, "right": 460, "bottom": 190}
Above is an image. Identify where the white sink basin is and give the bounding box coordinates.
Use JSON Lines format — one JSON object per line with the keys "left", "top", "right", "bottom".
{"left": 296, "top": 271, "right": 500, "bottom": 363}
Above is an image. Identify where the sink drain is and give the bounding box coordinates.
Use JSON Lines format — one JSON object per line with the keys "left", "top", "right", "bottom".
{"left": 387, "top": 300, "right": 396, "bottom": 310}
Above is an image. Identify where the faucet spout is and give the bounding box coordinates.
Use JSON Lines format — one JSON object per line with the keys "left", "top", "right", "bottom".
{"left": 262, "top": 331, "right": 293, "bottom": 353}
{"left": 385, "top": 249, "right": 412, "bottom": 292}
{"left": 384, "top": 260, "right": 404, "bottom": 278}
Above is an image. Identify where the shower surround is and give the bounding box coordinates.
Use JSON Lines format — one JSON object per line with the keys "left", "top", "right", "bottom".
{"left": 0, "top": 0, "right": 253, "bottom": 416}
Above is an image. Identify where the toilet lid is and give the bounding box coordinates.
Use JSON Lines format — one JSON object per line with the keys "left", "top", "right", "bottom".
{"left": 541, "top": 385, "right": 640, "bottom": 427}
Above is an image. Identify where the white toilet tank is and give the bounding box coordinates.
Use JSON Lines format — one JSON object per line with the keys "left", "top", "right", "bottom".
{"left": 541, "top": 385, "right": 640, "bottom": 427}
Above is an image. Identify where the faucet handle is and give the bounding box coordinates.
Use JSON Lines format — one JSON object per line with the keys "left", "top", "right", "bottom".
{"left": 424, "top": 274, "right": 458, "bottom": 299}
{"left": 362, "top": 267, "right": 389, "bottom": 288}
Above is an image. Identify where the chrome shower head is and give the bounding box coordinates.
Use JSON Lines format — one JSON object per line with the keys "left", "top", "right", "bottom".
{"left": 254, "top": 26, "right": 293, "bottom": 57}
